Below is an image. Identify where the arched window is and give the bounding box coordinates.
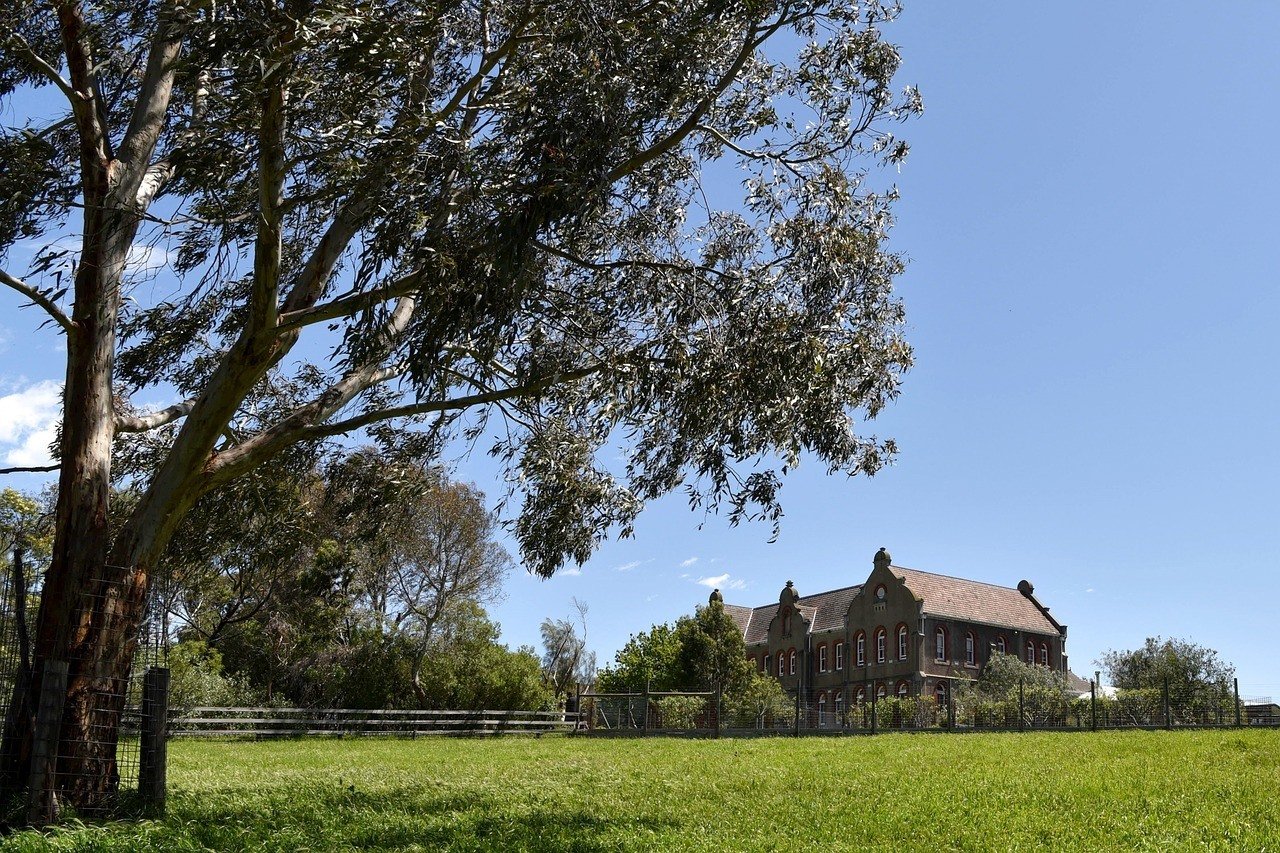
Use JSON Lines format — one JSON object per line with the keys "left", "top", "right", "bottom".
{"left": 996, "top": 636, "right": 1007, "bottom": 655}
{"left": 789, "top": 649, "right": 797, "bottom": 675}
{"left": 965, "top": 632, "right": 975, "bottom": 666}
{"left": 935, "top": 626, "right": 948, "bottom": 662}
{"left": 777, "top": 654, "right": 785, "bottom": 677}
{"left": 897, "top": 624, "right": 909, "bottom": 660}
{"left": 835, "top": 642, "right": 845, "bottom": 671}
{"left": 834, "top": 692, "right": 844, "bottom": 721}
{"left": 764, "top": 654, "right": 771, "bottom": 674}
{"left": 875, "top": 627, "right": 887, "bottom": 663}
{"left": 818, "top": 644, "right": 828, "bottom": 672}
{"left": 855, "top": 632, "right": 866, "bottom": 667}
{"left": 1039, "top": 642, "right": 1049, "bottom": 666}
{"left": 935, "top": 682, "right": 947, "bottom": 704}
{"left": 818, "top": 693, "right": 827, "bottom": 727}
{"left": 856, "top": 686, "right": 866, "bottom": 705}
{"left": 876, "top": 683, "right": 887, "bottom": 701}
{"left": 1025, "top": 640, "right": 1035, "bottom": 664}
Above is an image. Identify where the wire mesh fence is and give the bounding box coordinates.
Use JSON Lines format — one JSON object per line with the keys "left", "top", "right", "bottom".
{"left": 581, "top": 678, "right": 1261, "bottom": 738}
{"left": 0, "top": 556, "right": 170, "bottom": 818}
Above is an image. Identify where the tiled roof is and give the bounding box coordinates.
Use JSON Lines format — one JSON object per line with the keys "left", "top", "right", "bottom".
{"left": 728, "top": 565, "right": 1062, "bottom": 646}
{"left": 734, "top": 584, "right": 863, "bottom": 646}
{"left": 893, "top": 567, "right": 1060, "bottom": 635}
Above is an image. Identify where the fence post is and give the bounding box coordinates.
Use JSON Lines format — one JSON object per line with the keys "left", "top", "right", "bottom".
{"left": 1018, "top": 679, "right": 1025, "bottom": 732}
{"left": 1163, "top": 678, "right": 1171, "bottom": 730}
{"left": 1234, "top": 678, "right": 1241, "bottom": 727}
{"left": 140, "top": 666, "right": 170, "bottom": 813}
{"left": 26, "top": 659, "right": 69, "bottom": 826}
{"left": 642, "top": 683, "right": 650, "bottom": 735}
{"left": 1090, "top": 680, "right": 1097, "bottom": 732}
{"left": 714, "top": 683, "right": 722, "bottom": 739}
{"left": 947, "top": 682, "right": 955, "bottom": 730}
{"left": 870, "top": 688, "right": 877, "bottom": 735}
{"left": 794, "top": 688, "right": 801, "bottom": 737}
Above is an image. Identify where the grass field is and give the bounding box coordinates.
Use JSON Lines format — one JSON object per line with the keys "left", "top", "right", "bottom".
{"left": 3, "top": 729, "right": 1278, "bottom": 851}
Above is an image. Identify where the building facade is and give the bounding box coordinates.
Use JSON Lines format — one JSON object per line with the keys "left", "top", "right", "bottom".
{"left": 718, "top": 548, "right": 1069, "bottom": 713}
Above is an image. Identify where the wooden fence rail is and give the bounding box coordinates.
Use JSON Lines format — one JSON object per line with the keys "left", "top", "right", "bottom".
{"left": 170, "top": 707, "right": 580, "bottom": 738}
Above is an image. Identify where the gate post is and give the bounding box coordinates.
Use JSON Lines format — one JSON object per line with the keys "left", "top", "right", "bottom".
{"left": 26, "top": 659, "right": 69, "bottom": 826}
{"left": 139, "top": 667, "right": 170, "bottom": 813}
{"left": 1090, "top": 680, "right": 1097, "bottom": 732}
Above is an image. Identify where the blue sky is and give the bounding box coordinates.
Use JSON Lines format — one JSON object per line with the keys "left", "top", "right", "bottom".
{"left": 2, "top": 5, "right": 1278, "bottom": 697}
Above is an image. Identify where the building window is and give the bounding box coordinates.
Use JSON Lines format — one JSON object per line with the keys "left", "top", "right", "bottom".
{"left": 855, "top": 632, "right": 865, "bottom": 667}
{"left": 1039, "top": 642, "right": 1049, "bottom": 666}
{"left": 789, "top": 650, "right": 797, "bottom": 676}
{"left": 856, "top": 687, "right": 866, "bottom": 705}
{"left": 764, "top": 654, "right": 770, "bottom": 674}
{"left": 876, "top": 684, "right": 887, "bottom": 701}
{"left": 897, "top": 624, "right": 908, "bottom": 661}
{"left": 835, "top": 642, "right": 845, "bottom": 671}
{"left": 818, "top": 644, "right": 828, "bottom": 672}
{"left": 965, "top": 632, "right": 975, "bottom": 666}
{"left": 935, "top": 627, "right": 947, "bottom": 662}
{"left": 996, "top": 636, "right": 1007, "bottom": 655}
{"left": 777, "top": 654, "right": 785, "bottom": 677}
{"left": 818, "top": 693, "right": 827, "bottom": 727}
{"left": 1025, "top": 641, "right": 1035, "bottom": 664}
{"left": 835, "top": 692, "right": 844, "bottom": 721}
{"left": 935, "top": 682, "right": 947, "bottom": 704}
{"left": 875, "top": 628, "right": 886, "bottom": 663}
{"left": 896, "top": 680, "right": 909, "bottom": 699}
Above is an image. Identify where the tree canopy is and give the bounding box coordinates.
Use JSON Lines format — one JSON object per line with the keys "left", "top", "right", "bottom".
{"left": 1098, "top": 637, "right": 1235, "bottom": 693}
{"left": 0, "top": 0, "right": 919, "bottom": 814}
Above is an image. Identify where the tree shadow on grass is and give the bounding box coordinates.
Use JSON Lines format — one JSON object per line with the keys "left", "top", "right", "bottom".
{"left": 169, "top": 784, "right": 679, "bottom": 852}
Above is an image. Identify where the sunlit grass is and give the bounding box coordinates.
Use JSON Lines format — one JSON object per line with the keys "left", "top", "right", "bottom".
{"left": 4, "top": 729, "right": 1278, "bottom": 851}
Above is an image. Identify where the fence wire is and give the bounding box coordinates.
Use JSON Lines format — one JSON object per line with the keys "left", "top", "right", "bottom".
{"left": 0, "top": 557, "right": 169, "bottom": 815}
{"left": 581, "top": 679, "right": 1264, "bottom": 738}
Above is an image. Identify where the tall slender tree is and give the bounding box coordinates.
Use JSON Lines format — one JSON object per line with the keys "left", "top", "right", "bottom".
{"left": 0, "top": 0, "right": 918, "bottom": 813}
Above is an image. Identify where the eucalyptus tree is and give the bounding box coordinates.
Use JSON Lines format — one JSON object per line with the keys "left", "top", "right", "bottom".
{"left": 0, "top": 0, "right": 919, "bottom": 812}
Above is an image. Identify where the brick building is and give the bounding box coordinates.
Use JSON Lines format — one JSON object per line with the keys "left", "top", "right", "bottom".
{"left": 717, "top": 547, "right": 1069, "bottom": 716}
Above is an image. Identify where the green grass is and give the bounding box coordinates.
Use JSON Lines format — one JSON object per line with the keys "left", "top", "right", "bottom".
{"left": 3, "top": 729, "right": 1278, "bottom": 851}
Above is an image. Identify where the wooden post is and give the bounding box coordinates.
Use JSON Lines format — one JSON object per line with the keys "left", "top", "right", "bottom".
{"left": 26, "top": 659, "right": 69, "bottom": 826}
{"left": 793, "top": 688, "right": 801, "bottom": 737}
{"left": 713, "top": 683, "right": 722, "bottom": 739}
{"left": 1234, "top": 678, "right": 1241, "bottom": 727}
{"left": 139, "top": 667, "right": 170, "bottom": 813}
{"left": 642, "top": 682, "right": 650, "bottom": 734}
{"left": 1163, "top": 677, "right": 1171, "bottom": 730}
{"left": 870, "top": 687, "right": 877, "bottom": 735}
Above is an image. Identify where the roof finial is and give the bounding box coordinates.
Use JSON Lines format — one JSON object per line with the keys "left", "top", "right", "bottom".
{"left": 873, "top": 547, "right": 892, "bottom": 571}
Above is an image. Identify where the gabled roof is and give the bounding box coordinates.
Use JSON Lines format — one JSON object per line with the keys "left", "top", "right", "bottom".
{"left": 733, "top": 584, "right": 862, "bottom": 646}
{"left": 727, "top": 563, "right": 1063, "bottom": 646}
{"left": 893, "top": 566, "right": 1060, "bottom": 635}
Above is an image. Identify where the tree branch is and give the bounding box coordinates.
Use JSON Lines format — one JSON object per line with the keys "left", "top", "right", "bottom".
{"left": 0, "top": 464, "right": 61, "bottom": 475}
{"left": 3, "top": 30, "right": 76, "bottom": 101}
{"left": 116, "top": 0, "right": 187, "bottom": 195}
{"left": 0, "top": 269, "right": 75, "bottom": 333}
{"left": 115, "top": 400, "right": 196, "bottom": 433}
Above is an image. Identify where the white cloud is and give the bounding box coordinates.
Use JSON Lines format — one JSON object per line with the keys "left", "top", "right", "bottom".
{"left": 680, "top": 557, "right": 699, "bottom": 567}
{"left": 559, "top": 566, "right": 583, "bottom": 577}
{"left": 0, "top": 380, "right": 60, "bottom": 466}
{"left": 695, "top": 572, "right": 747, "bottom": 591}
{"left": 126, "top": 244, "right": 173, "bottom": 275}
{"left": 1085, "top": 587, "right": 1095, "bottom": 594}
{"left": 613, "top": 560, "right": 642, "bottom": 573}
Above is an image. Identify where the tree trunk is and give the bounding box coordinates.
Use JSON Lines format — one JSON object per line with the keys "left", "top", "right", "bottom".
{"left": 0, "top": 194, "right": 155, "bottom": 816}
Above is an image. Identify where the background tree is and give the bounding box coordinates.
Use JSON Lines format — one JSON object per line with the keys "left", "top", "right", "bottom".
{"left": 1098, "top": 637, "right": 1235, "bottom": 694}
{"left": 595, "top": 622, "right": 683, "bottom": 693}
{"left": 1, "top": 0, "right": 918, "bottom": 812}
{"left": 540, "top": 598, "right": 594, "bottom": 704}
{"left": 673, "top": 599, "right": 751, "bottom": 695}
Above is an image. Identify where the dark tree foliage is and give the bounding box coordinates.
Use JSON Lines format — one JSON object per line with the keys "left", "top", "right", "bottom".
{"left": 1, "top": 0, "right": 919, "bottom": 812}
